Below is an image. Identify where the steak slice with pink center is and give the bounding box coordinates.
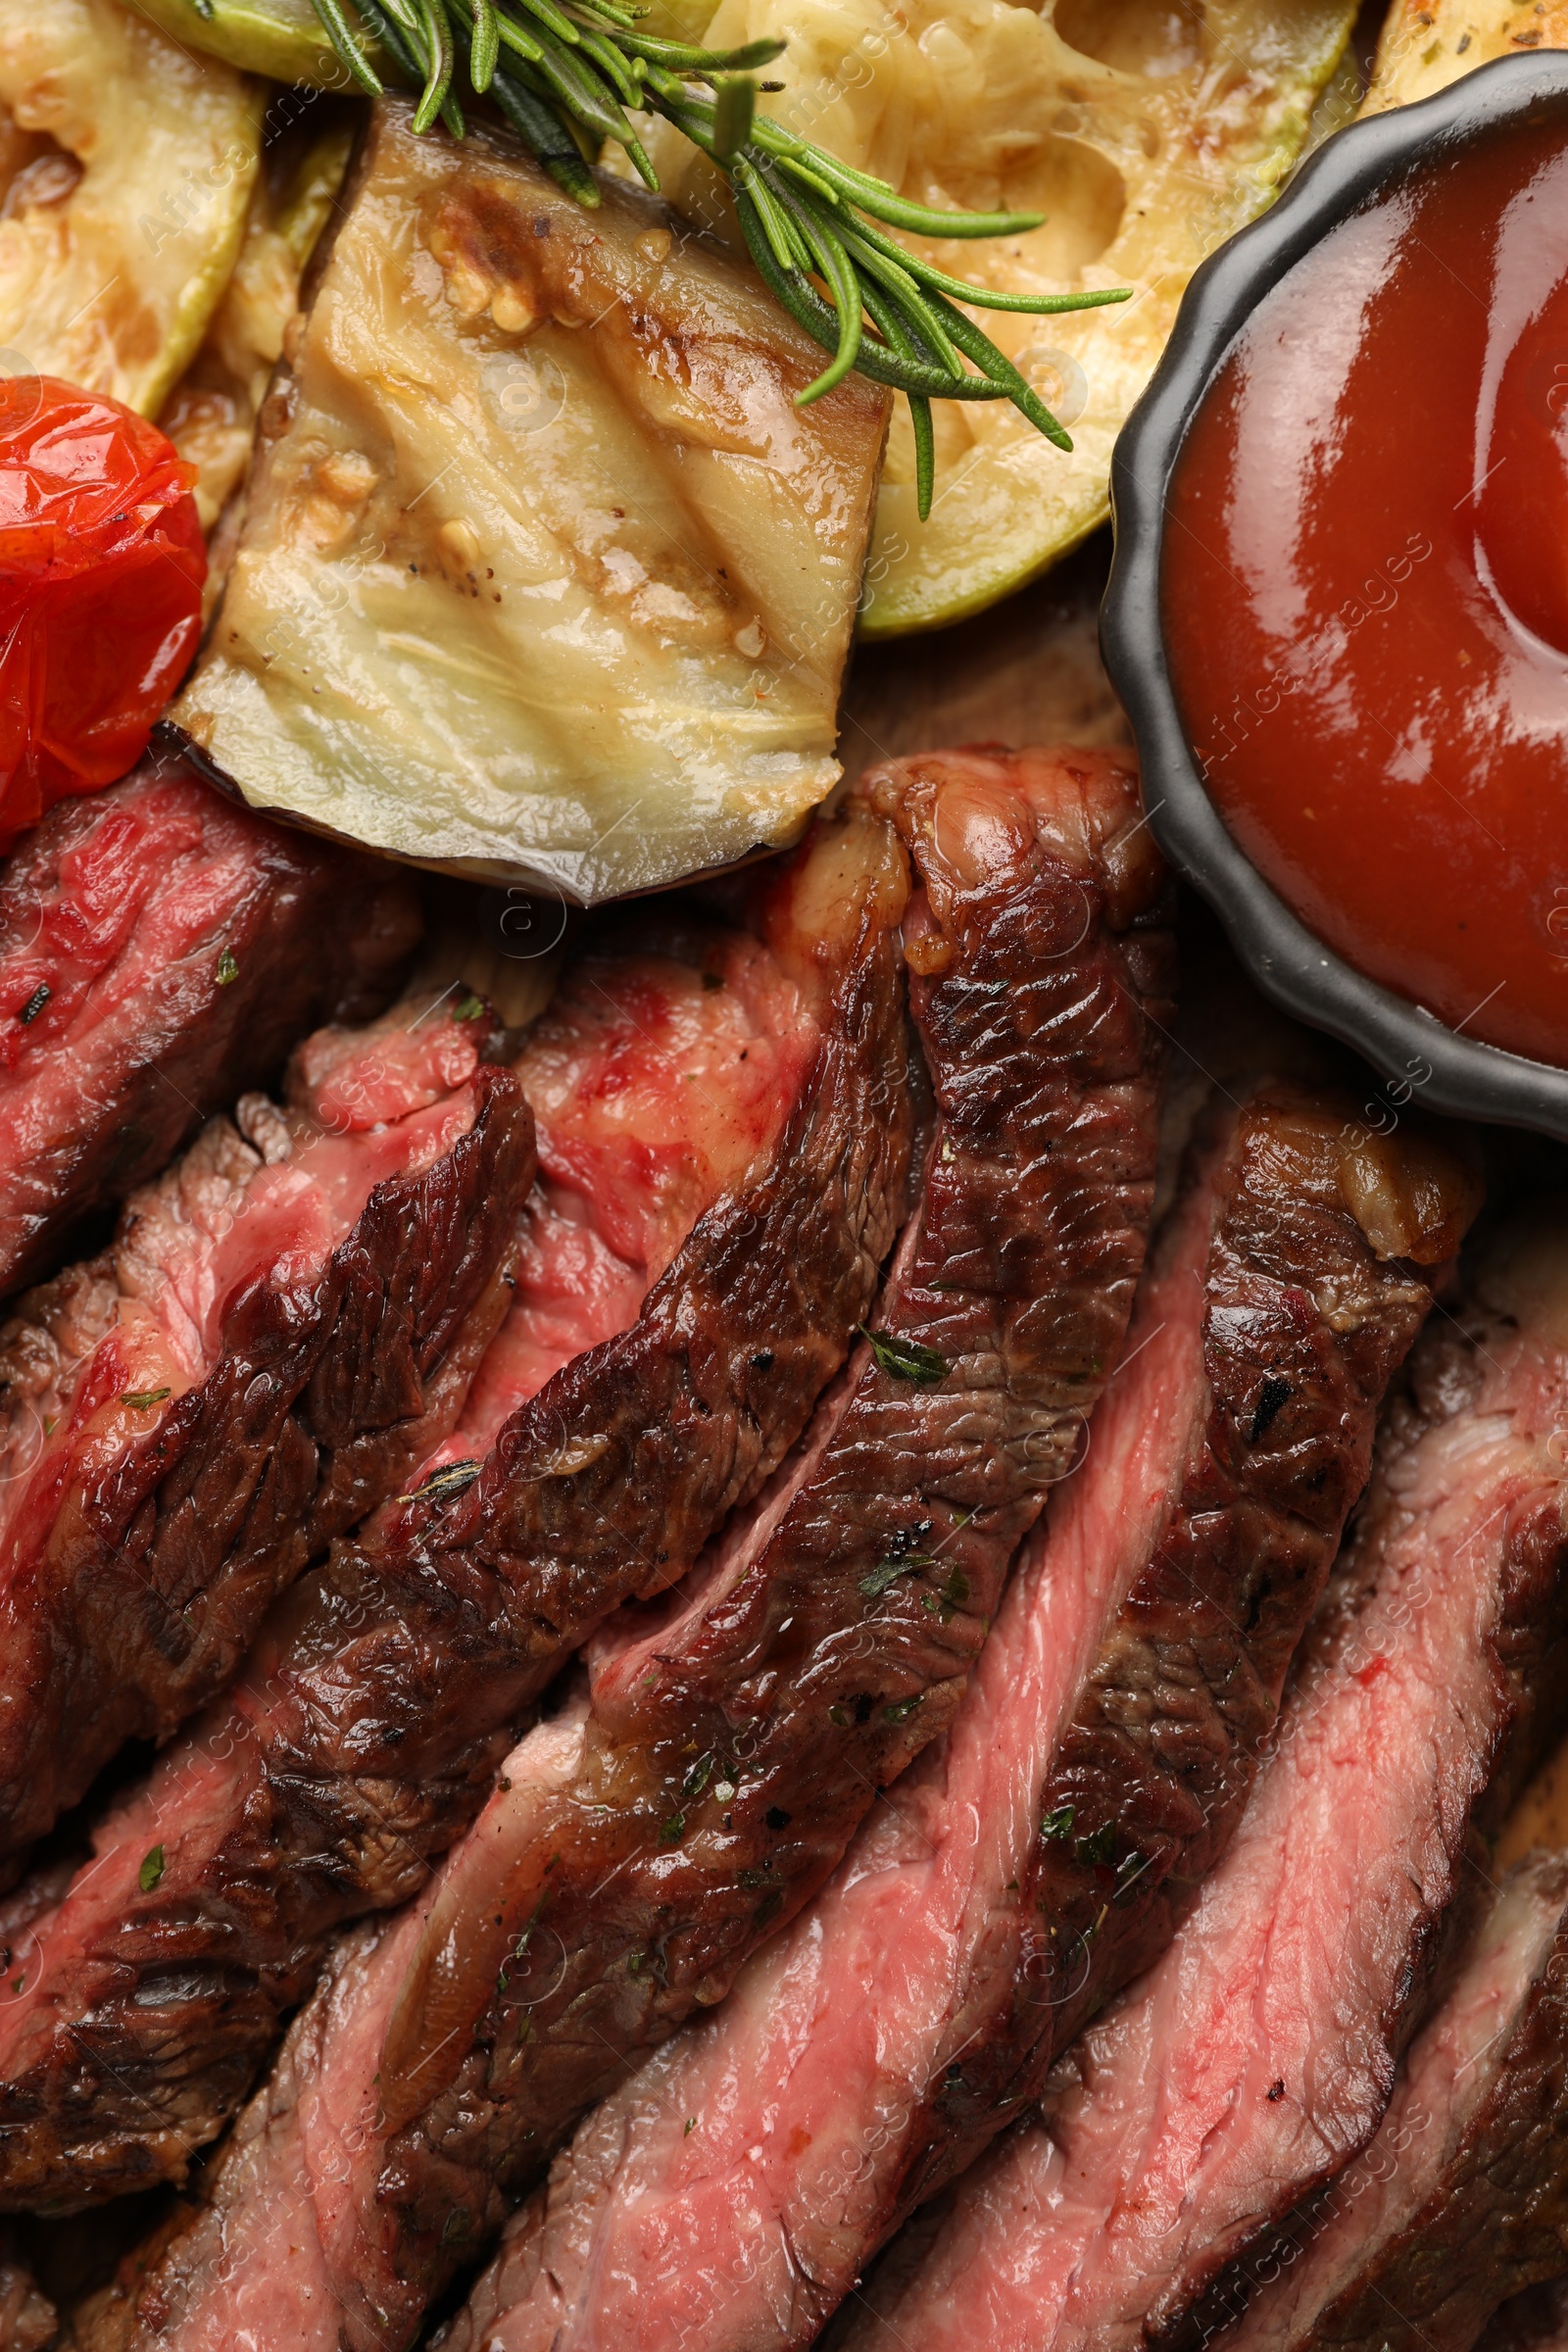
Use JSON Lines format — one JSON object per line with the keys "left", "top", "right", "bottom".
{"left": 0, "top": 755, "right": 419, "bottom": 1299}
{"left": 1219, "top": 1847, "right": 1568, "bottom": 2352}
{"left": 0, "top": 993, "right": 536, "bottom": 1876}
{"left": 68, "top": 743, "right": 1176, "bottom": 2350}
{"left": 837, "top": 1197, "right": 1568, "bottom": 2352}
{"left": 429, "top": 1084, "right": 1477, "bottom": 2352}
{"left": 0, "top": 778, "right": 919, "bottom": 2211}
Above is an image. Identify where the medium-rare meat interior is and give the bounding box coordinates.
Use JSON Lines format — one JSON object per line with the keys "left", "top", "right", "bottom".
{"left": 65, "top": 743, "right": 1177, "bottom": 2349}
{"left": 0, "top": 994, "right": 536, "bottom": 1874}
{"left": 0, "top": 784, "right": 917, "bottom": 2210}
{"left": 1220, "top": 1847, "right": 1568, "bottom": 2352}
{"left": 433, "top": 1082, "right": 1479, "bottom": 2352}
{"left": 0, "top": 754, "right": 420, "bottom": 1300}
{"left": 839, "top": 1192, "right": 1568, "bottom": 2352}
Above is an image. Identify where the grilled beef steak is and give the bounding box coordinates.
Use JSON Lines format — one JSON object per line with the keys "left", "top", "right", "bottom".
{"left": 1486, "top": 2278, "right": 1568, "bottom": 2352}
{"left": 0, "top": 775, "right": 921, "bottom": 2210}
{"left": 1221, "top": 1849, "right": 1568, "bottom": 2352}
{"left": 0, "top": 999, "right": 536, "bottom": 1876}
{"left": 0, "top": 2227, "right": 52, "bottom": 2352}
{"left": 433, "top": 1088, "right": 1478, "bottom": 2352}
{"left": 68, "top": 743, "right": 1176, "bottom": 2349}
{"left": 0, "top": 755, "right": 419, "bottom": 1300}
{"left": 840, "top": 1197, "right": 1568, "bottom": 2352}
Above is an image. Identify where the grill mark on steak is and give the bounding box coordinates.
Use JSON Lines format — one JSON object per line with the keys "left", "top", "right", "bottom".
{"left": 0, "top": 786, "right": 917, "bottom": 2213}
{"left": 1219, "top": 1849, "right": 1568, "bottom": 2352}
{"left": 839, "top": 1199, "right": 1568, "bottom": 2352}
{"left": 0, "top": 756, "right": 419, "bottom": 1301}
{"left": 428, "top": 1088, "right": 1477, "bottom": 2352}
{"left": 83, "top": 744, "right": 1178, "bottom": 2352}
{"left": 0, "top": 1003, "right": 537, "bottom": 1877}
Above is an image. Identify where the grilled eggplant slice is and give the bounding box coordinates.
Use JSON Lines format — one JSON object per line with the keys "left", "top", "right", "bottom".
{"left": 655, "top": 0, "right": 1355, "bottom": 635}
{"left": 172, "top": 97, "right": 890, "bottom": 903}
{"left": 0, "top": 0, "right": 262, "bottom": 417}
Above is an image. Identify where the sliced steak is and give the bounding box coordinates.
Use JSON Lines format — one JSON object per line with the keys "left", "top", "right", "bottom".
{"left": 840, "top": 1197, "right": 1568, "bottom": 2352}
{"left": 0, "top": 997, "right": 536, "bottom": 1874}
{"left": 71, "top": 743, "right": 1176, "bottom": 2349}
{"left": 0, "top": 2227, "right": 52, "bottom": 2351}
{"left": 0, "top": 754, "right": 419, "bottom": 1299}
{"left": 1485, "top": 2278, "right": 1568, "bottom": 2352}
{"left": 434, "top": 1088, "right": 1478, "bottom": 2352}
{"left": 1218, "top": 1849, "right": 1568, "bottom": 2352}
{"left": 0, "top": 770, "right": 923, "bottom": 2210}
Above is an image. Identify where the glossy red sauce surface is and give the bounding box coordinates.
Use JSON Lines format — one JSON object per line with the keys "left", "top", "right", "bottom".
{"left": 1163, "top": 111, "right": 1568, "bottom": 1066}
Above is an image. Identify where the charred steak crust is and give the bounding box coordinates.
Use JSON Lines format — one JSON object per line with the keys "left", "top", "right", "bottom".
{"left": 0, "top": 796, "right": 918, "bottom": 2210}
{"left": 1251, "top": 1852, "right": 1568, "bottom": 2352}
{"left": 288, "top": 838, "right": 915, "bottom": 1858}
{"left": 1147, "top": 1256, "right": 1568, "bottom": 2352}
{"left": 0, "top": 1064, "right": 538, "bottom": 2195}
{"left": 839, "top": 1196, "right": 1568, "bottom": 2352}
{"left": 349, "top": 747, "right": 1175, "bottom": 2327}
{"left": 425, "top": 1091, "right": 1477, "bottom": 2352}
{"left": 0, "top": 760, "right": 420, "bottom": 1301}
{"left": 903, "top": 1093, "right": 1474, "bottom": 2208}
{"left": 1, "top": 1060, "right": 537, "bottom": 1855}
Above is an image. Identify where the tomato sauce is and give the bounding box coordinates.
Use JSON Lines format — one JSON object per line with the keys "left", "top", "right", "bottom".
{"left": 1162, "top": 111, "right": 1568, "bottom": 1066}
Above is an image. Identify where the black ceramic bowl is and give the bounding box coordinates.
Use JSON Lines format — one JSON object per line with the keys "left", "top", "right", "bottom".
{"left": 1102, "top": 49, "right": 1568, "bottom": 1142}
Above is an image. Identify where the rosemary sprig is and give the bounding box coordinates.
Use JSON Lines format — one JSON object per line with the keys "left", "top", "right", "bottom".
{"left": 300, "top": 0, "right": 1130, "bottom": 514}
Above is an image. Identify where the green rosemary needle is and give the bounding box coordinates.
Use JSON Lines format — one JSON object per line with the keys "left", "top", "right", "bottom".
{"left": 304, "top": 0, "right": 1132, "bottom": 513}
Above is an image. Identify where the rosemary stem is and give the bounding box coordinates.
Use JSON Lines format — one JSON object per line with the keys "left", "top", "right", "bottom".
{"left": 305, "top": 0, "right": 1132, "bottom": 488}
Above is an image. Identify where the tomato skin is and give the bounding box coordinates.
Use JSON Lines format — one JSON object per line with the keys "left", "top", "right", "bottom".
{"left": 0, "top": 377, "right": 207, "bottom": 851}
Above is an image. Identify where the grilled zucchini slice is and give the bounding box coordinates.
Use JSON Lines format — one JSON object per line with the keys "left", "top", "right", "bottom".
{"left": 127, "top": 0, "right": 377, "bottom": 86}
{"left": 654, "top": 0, "right": 1357, "bottom": 634}
{"left": 0, "top": 0, "right": 263, "bottom": 417}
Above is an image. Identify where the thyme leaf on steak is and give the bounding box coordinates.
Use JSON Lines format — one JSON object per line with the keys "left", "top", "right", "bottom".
{"left": 293, "top": 0, "right": 1130, "bottom": 512}
{"left": 858, "top": 1326, "right": 950, "bottom": 1386}
{"left": 860, "top": 1551, "right": 937, "bottom": 1599}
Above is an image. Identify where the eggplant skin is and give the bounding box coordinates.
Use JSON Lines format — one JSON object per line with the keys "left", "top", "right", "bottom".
{"left": 173, "top": 98, "right": 891, "bottom": 905}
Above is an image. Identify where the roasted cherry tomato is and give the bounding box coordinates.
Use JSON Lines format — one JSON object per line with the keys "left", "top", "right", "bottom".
{"left": 0, "top": 375, "right": 207, "bottom": 850}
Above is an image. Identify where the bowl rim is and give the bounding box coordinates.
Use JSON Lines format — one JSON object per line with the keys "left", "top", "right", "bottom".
{"left": 1101, "top": 46, "right": 1568, "bottom": 1143}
